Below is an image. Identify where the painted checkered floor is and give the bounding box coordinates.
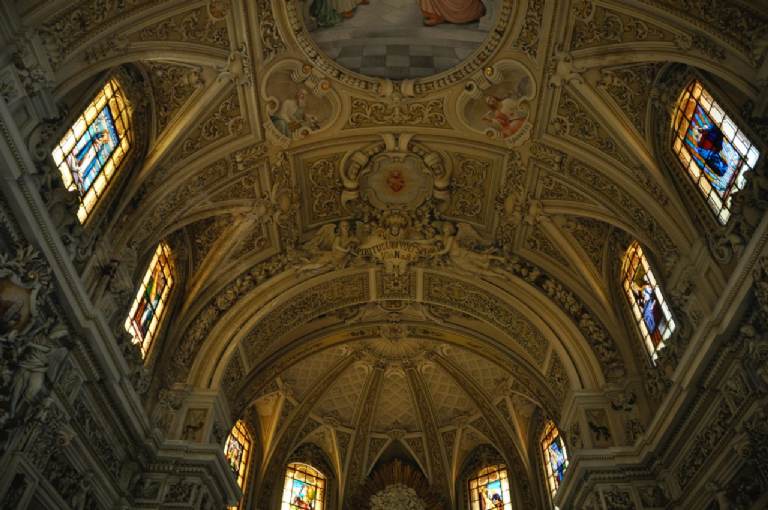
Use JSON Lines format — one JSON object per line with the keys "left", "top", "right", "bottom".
{"left": 308, "top": 0, "right": 490, "bottom": 79}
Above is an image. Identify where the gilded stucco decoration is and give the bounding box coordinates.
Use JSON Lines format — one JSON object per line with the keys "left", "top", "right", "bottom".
{"left": 6, "top": 0, "right": 768, "bottom": 508}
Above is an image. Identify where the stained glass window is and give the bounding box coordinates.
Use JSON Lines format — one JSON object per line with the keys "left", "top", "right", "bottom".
{"left": 468, "top": 465, "right": 512, "bottom": 510}
{"left": 281, "top": 463, "right": 326, "bottom": 510}
{"left": 541, "top": 421, "right": 568, "bottom": 498}
{"left": 621, "top": 242, "right": 675, "bottom": 361}
{"left": 124, "top": 242, "right": 174, "bottom": 358}
{"left": 224, "top": 420, "right": 252, "bottom": 509}
{"left": 51, "top": 79, "right": 132, "bottom": 223}
{"left": 672, "top": 80, "right": 761, "bottom": 224}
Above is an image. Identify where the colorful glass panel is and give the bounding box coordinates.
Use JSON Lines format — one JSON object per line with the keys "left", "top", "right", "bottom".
{"left": 224, "top": 420, "right": 252, "bottom": 510}
{"left": 124, "top": 242, "right": 174, "bottom": 358}
{"left": 51, "top": 79, "right": 132, "bottom": 222}
{"left": 468, "top": 465, "right": 512, "bottom": 510}
{"left": 281, "top": 463, "right": 325, "bottom": 510}
{"left": 672, "top": 80, "right": 761, "bottom": 224}
{"left": 541, "top": 421, "right": 568, "bottom": 498}
{"left": 622, "top": 242, "right": 675, "bottom": 361}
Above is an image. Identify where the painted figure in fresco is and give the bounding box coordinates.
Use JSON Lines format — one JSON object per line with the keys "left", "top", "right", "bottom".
{"left": 331, "top": 0, "right": 368, "bottom": 18}
{"left": 420, "top": 0, "right": 485, "bottom": 26}
{"left": 692, "top": 122, "right": 729, "bottom": 177}
{"left": 482, "top": 94, "right": 529, "bottom": 138}
{"left": 310, "top": 0, "right": 342, "bottom": 26}
{"left": 310, "top": 0, "right": 369, "bottom": 26}
{"left": 271, "top": 88, "right": 320, "bottom": 138}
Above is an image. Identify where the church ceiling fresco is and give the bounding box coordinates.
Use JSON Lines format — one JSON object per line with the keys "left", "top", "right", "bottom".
{"left": 301, "top": 0, "right": 496, "bottom": 80}
{"left": 18, "top": 0, "right": 768, "bottom": 504}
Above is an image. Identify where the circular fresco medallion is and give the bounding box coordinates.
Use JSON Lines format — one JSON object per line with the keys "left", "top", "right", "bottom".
{"left": 300, "top": 0, "right": 500, "bottom": 80}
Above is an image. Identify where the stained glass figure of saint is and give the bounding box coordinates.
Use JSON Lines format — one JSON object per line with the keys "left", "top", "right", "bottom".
{"left": 52, "top": 79, "right": 132, "bottom": 222}
{"left": 621, "top": 242, "right": 675, "bottom": 361}
{"left": 224, "top": 420, "right": 252, "bottom": 509}
{"left": 469, "top": 465, "right": 512, "bottom": 510}
{"left": 672, "top": 80, "right": 761, "bottom": 224}
{"left": 541, "top": 421, "right": 568, "bottom": 498}
{"left": 124, "top": 242, "right": 174, "bottom": 358}
{"left": 281, "top": 463, "right": 325, "bottom": 510}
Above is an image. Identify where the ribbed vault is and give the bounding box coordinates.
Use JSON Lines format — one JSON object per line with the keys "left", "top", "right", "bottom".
{"left": 14, "top": 0, "right": 768, "bottom": 507}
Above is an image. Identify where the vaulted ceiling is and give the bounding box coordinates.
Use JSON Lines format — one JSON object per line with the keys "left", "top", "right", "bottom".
{"left": 18, "top": 0, "right": 768, "bottom": 505}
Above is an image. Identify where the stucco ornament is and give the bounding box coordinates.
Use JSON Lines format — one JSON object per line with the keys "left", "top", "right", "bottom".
{"left": 370, "top": 484, "right": 426, "bottom": 510}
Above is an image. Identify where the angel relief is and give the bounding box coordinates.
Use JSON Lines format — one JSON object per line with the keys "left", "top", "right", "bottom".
{"left": 296, "top": 216, "right": 511, "bottom": 279}
{"left": 433, "top": 222, "right": 509, "bottom": 280}
{"left": 298, "top": 221, "right": 356, "bottom": 273}
{"left": 295, "top": 136, "right": 513, "bottom": 278}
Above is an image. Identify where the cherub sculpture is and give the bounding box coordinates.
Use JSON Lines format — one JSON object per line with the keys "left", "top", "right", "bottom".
{"left": 433, "top": 222, "right": 509, "bottom": 280}
{"left": 299, "top": 221, "right": 357, "bottom": 273}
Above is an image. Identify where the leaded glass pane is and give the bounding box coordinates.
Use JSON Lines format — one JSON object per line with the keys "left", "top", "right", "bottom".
{"left": 52, "top": 79, "right": 133, "bottom": 222}
{"left": 541, "top": 421, "right": 568, "bottom": 498}
{"left": 124, "top": 242, "right": 174, "bottom": 358}
{"left": 468, "top": 465, "right": 512, "bottom": 510}
{"left": 672, "top": 80, "right": 761, "bottom": 224}
{"left": 224, "top": 420, "right": 252, "bottom": 510}
{"left": 621, "top": 242, "right": 675, "bottom": 362}
{"left": 281, "top": 463, "right": 326, "bottom": 510}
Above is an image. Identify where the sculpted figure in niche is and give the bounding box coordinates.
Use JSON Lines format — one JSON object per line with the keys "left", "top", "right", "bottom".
{"left": 433, "top": 222, "right": 507, "bottom": 279}
{"left": 420, "top": 0, "right": 485, "bottom": 26}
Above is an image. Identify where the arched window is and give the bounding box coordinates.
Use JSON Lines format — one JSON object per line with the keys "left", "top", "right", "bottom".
{"left": 124, "top": 242, "right": 174, "bottom": 358}
{"left": 672, "top": 80, "right": 761, "bottom": 224}
{"left": 468, "top": 464, "right": 512, "bottom": 510}
{"left": 51, "top": 78, "right": 133, "bottom": 223}
{"left": 621, "top": 242, "right": 675, "bottom": 361}
{"left": 541, "top": 421, "right": 568, "bottom": 499}
{"left": 224, "top": 420, "right": 252, "bottom": 509}
{"left": 281, "top": 462, "right": 326, "bottom": 510}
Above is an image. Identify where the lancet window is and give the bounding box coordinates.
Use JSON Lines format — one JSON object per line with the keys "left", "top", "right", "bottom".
{"left": 124, "top": 242, "right": 174, "bottom": 358}
{"left": 621, "top": 242, "right": 675, "bottom": 361}
{"left": 51, "top": 79, "right": 133, "bottom": 222}
{"left": 282, "top": 463, "right": 326, "bottom": 510}
{"left": 468, "top": 464, "right": 512, "bottom": 510}
{"left": 224, "top": 420, "right": 252, "bottom": 509}
{"left": 541, "top": 421, "right": 568, "bottom": 499}
{"left": 672, "top": 80, "right": 761, "bottom": 224}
